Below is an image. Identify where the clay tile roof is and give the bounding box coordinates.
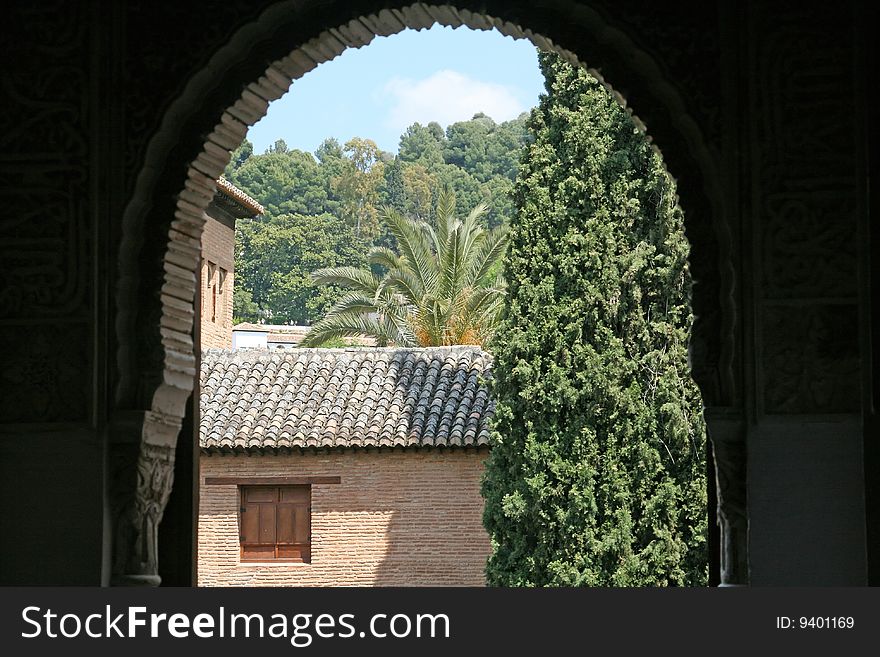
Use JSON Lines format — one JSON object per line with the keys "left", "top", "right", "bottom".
{"left": 200, "top": 346, "right": 494, "bottom": 452}
{"left": 216, "top": 177, "right": 264, "bottom": 216}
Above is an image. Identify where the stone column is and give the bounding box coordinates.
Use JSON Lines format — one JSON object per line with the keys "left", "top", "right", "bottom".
{"left": 705, "top": 409, "right": 748, "bottom": 586}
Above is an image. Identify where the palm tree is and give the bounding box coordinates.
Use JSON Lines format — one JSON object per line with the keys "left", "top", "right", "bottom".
{"left": 300, "top": 191, "right": 508, "bottom": 347}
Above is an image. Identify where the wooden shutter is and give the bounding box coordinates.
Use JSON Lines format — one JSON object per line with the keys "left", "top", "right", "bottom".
{"left": 240, "top": 486, "right": 277, "bottom": 561}
{"left": 239, "top": 485, "right": 311, "bottom": 562}
{"left": 276, "top": 486, "right": 310, "bottom": 562}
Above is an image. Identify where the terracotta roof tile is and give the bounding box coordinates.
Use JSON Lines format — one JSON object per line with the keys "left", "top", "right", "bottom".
{"left": 216, "top": 177, "right": 264, "bottom": 216}
{"left": 200, "top": 346, "right": 493, "bottom": 451}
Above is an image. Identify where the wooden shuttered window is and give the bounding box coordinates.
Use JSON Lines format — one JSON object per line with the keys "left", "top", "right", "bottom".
{"left": 240, "top": 485, "right": 311, "bottom": 562}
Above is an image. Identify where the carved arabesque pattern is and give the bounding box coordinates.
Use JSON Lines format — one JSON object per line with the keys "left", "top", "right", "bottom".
{"left": 762, "top": 194, "right": 857, "bottom": 300}
{"left": 0, "top": 1, "right": 92, "bottom": 425}
{"left": 591, "top": 0, "right": 722, "bottom": 149}
{"left": 750, "top": 2, "right": 860, "bottom": 414}
{"left": 0, "top": 323, "right": 89, "bottom": 422}
{"left": 0, "top": 176, "right": 90, "bottom": 319}
{"left": 121, "top": 1, "right": 265, "bottom": 199}
{"left": 762, "top": 305, "right": 859, "bottom": 414}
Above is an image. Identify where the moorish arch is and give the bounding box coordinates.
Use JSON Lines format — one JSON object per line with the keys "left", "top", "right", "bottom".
{"left": 113, "top": 1, "right": 740, "bottom": 586}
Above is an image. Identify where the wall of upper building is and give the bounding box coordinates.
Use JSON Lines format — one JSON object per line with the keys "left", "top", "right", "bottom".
{"left": 198, "top": 449, "right": 491, "bottom": 586}
{"left": 201, "top": 180, "right": 264, "bottom": 350}
{"left": 231, "top": 327, "right": 269, "bottom": 350}
{"left": 201, "top": 213, "right": 236, "bottom": 349}
{"left": 230, "top": 324, "right": 377, "bottom": 350}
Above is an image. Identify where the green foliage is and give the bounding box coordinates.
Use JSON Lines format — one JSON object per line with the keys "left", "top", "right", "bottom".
{"left": 393, "top": 114, "right": 529, "bottom": 229}
{"left": 234, "top": 213, "right": 368, "bottom": 325}
{"left": 227, "top": 111, "right": 529, "bottom": 324}
{"left": 300, "top": 191, "right": 509, "bottom": 348}
{"left": 381, "top": 157, "right": 407, "bottom": 215}
{"left": 481, "top": 52, "right": 707, "bottom": 587}
{"left": 232, "top": 286, "right": 261, "bottom": 324}
{"left": 225, "top": 139, "right": 253, "bottom": 177}
{"left": 332, "top": 137, "right": 386, "bottom": 240}
{"left": 227, "top": 148, "right": 334, "bottom": 217}
{"left": 398, "top": 122, "right": 446, "bottom": 167}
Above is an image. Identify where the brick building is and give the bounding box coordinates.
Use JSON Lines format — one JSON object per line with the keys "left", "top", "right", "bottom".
{"left": 201, "top": 178, "right": 264, "bottom": 349}
{"left": 198, "top": 347, "right": 493, "bottom": 586}
{"left": 197, "top": 180, "right": 492, "bottom": 586}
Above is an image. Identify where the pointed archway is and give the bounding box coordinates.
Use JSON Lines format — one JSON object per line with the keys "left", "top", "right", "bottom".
{"left": 113, "top": 1, "right": 736, "bottom": 586}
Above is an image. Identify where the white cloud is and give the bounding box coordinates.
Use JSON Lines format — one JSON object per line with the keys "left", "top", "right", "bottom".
{"left": 382, "top": 70, "right": 525, "bottom": 133}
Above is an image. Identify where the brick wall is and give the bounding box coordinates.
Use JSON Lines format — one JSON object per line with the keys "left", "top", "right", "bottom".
{"left": 200, "top": 214, "right": 235, "bottom": 349}
{"left": 198, "top": 449, "right": 491, "bottom": 586}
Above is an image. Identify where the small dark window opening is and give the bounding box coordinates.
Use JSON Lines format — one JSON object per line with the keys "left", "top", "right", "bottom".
{"left": 239, "top": 485, "right": 311, "bottom": 562}
{"left": 206, "top": 261, "right": 217, "bottom": 322}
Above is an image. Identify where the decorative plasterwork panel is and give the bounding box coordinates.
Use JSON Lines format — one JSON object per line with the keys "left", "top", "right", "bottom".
{"left": 749, "top": 2, "right": 860, "bottom": 414}
{"left": 762, "top": 305, "right": 859, "bottom": 415}
{"left": 0, "top": 1, "right": 91, "bottom": 425}
{"left": 0, "top": 323, "right": 89, "bottom": 423}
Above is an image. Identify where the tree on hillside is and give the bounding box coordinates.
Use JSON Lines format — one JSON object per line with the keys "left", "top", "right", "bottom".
{"left": 400, "top": 163, "right": 437, "bottom": 221}
{"left": 225, "top": 138, "right": 253, "bottom": 176}
{"left": 226, "top": 147, "right": 331, "bottom": 217}
{"left": 234, "top": 213, "right": 368, "bottom": 325}
{"left": 398, "top": 121, "right": 446, "bottom": 167}
{"left": 332, "top": 137, "right": 386, "bottom": 239}
{"left": 300, "top": 191, "right": 508, "bottom": 348}
{"left": 232, "top": 286, "right": 261, "bottom": 324}
{"left": 481, "top": 52, "right": 707, "bottom": 586}
{"left": 381, "top": 157, "right": 408, "bottom": 215}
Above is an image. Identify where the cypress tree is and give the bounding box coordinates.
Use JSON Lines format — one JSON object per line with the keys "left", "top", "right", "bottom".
{"left": 482, "top": 52, "right": 707, "bottom": 586}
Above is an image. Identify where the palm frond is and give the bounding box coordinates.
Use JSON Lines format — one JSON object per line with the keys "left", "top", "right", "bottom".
{"left": 381, "top": 309, "right": 420, "bottom": 348}
{"left": 378, "top": 267, "right": 424, "bottom": 306}
{"left": 438, "top": 217, "right": 464, "bottom": 301}
{"left": 467, "top": 229, "right": 509, "bottom": 287}
{"left": 324, "top": 292, "right": 381, "bottom": 316}
{"left": 382, "top": 207, "right": 439, "bottom": 295}
{"left": 368, "top": 245, "right": 404, "bottom": 271}
{"left": 311, "top": 266, "right": 380, "bottom": 295}
{"left": 462, "top": 205, "right": 489, "bottom": 271}
{"left": 433, "top": 188, "right": 457, "bottom": 254}
{"left": 299, "top": 312, "right": 395, "bottom": 347}
{"left": 465, "top": 285, "right": 505, "bottom": 317}
{"left": 309, "top": 194, "right": 509, "bottom": 348}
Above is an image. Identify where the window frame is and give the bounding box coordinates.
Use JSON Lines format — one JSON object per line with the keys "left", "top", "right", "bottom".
{"left": 205, "top": 260, "right": 217, "bottom": 322}
{"left": 217, "top": 267, "right": 227, "bottom": 326}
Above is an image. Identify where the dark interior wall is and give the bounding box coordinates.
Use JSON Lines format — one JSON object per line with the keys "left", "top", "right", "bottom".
{"left": 0, "top": 431, "right": 105, "bottom": 584}
{"left": 737, "top": 0, "right": 868, "bottom": 584}
{"left": 864, "top": 0, "right": 880, "bottom": 586}
{"left": 0, "top": 0, "right": 871, "bottom": 585}
{"left": 748, "top": 420, "right": 866, "bottom": 585}
{"left": 0, "top": 2, "right": 105, "bottom": 585}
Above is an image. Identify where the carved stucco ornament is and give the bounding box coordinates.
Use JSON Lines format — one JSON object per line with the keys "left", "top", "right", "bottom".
{"left": 111, "top": 412, "right": 181, "bottom": 586}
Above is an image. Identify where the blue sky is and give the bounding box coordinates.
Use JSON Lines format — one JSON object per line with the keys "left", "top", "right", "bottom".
{"left": 246, "top": 25, "right": 545, "bottom": 156}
